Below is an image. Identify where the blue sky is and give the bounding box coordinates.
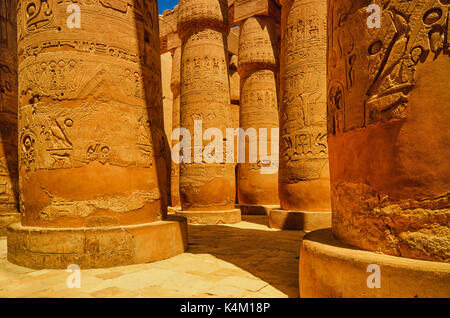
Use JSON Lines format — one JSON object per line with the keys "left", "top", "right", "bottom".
{"left": 159, "top": 0, "right": 178, "bottom": 14}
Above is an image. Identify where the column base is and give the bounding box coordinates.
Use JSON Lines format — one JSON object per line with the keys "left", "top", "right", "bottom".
{"left": 175, "top": 209, "right": 241, "bottom": 225}
{"left": 236, "top": 204, "right": 280, "bottom": 215}
{"left": 7, "top": 216, "right": 188, "bottom": 269}
{"left": 299, "top": 229, "right": 450, "bottom": 298}
{"left": 269, "top": 209, "right": 331, "bottom": 231}
{"left": 0, "top": 212, "right": 20, "bottom": 236}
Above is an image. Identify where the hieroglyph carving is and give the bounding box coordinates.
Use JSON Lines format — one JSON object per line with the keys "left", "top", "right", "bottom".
{"left": 280, "top": 0, "right": 328, "bottom": 183}
{"left": 328, "top": 0, "right": 450, "bottom": 134}
{"left": 17, "top": 0, "right": 167, "bottom": 226}
{"left": 177, "top": 0, "right": 236, "bottom": 211}
{"left": 237, "top": 16, "right": 279, "bottom": 205}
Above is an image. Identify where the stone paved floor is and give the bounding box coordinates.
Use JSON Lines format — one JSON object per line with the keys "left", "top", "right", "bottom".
{"left": 0, "top": 215, "right": 304, "bottom": 298}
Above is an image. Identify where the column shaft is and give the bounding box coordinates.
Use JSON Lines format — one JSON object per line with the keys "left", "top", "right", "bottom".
{"left": 270, "top": 0, "right": 331, "bottom": 230}
{"left": 176, "top": 0, "right": 241, "bottom": 224}
{"left": 170, "top": 46, "right": 181, "bottom": 208}
{"left": 237, "top": 16, "right": 280, "bottom": 206}
{"left": 0, "top": 0, "right": 20, "bottom": 234}
{"left": 279, "top": 0, "right": 330, "bottom": 212}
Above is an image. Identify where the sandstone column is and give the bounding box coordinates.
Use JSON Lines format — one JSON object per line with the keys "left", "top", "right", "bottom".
{"left": 270, "top": 0, "right": 331, "bottom": 230}
{"left": 229, "top": 54, "right": 240, "bottom": 133}
{"left": 159, "top": 6, "right": 181, "bottom": 212}
{"left": 176, "top": 0, "right": 241, "bottom": 224}
{"left": 0, "top": 0, "right": 20, "bottom": 235}
{"left": 299, "top": 0, "right": 450, "bottom": 297}
{"left": 229, "top": 54, "right": 240, "bottom": 204}
{"left": 8, "top": 0, "right": 187, "bottom": 269}
{"left": 236, "top": 14, "right": 280, "bottom": 214}
{"left": 170, "top": 46, "right": 181, "bottom": 209}
{"left": 228, "top": 28, "right": 241, "bottom": 147}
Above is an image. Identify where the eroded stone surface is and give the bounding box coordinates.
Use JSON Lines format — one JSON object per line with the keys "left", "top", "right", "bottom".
{"left": 7, "top": 217, "right": 188, "bottom": 269}
{"left": 328, "top": 0, "right": 450, "bottom": 263}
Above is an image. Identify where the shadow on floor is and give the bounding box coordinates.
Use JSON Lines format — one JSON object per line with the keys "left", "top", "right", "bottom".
{"left": 240, "top": 215, "right": 269, "bottom": 226}
{"left": 186, "top": 216, "right": 305, "bottom": 298}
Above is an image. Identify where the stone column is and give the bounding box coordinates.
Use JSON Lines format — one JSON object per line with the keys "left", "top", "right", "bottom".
{"left": 229, "top": 54, "right": 240, "bottom": 108}
{"left": 236, "top": 15, "right": 280, "bottom": 214}
{"left": 176, "top": 0, "right": 241, "bottom": 224}
{"left": 269, "top": 0, "right": 331, "bottom": 230}
{"left": 170, "top": 46, "right": 181, "bottom": 209}
{"left": 0, "top": 0, "right": 20, "bottom": 235}
{"left": 299, "top": 0, "right": 450, "bottom": 297}
{"left": 229, "top": 54, "right": 240, "bottom": 204}
{"left": 159, "top": 6, "right": 182, "bottom": 212}
{"left": 8, "top": 0, "right": 187, "bottom": 269}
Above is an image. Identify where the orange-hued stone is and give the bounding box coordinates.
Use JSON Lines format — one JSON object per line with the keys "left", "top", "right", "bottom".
{"left": 299, "top": 229, "right": 450, "bottom": 298}
{"left": 170, "top": 46, "right": 181, "bottom": 208}
{"left": 237, "top": 16, "right": 279, "bottom": 206}
{"left": 229, "top": 54, "right": 240, "bottom": 104}
{"left": 0, "top": 0, "right": 20, "bottom": 234}
{"left": 8, "top": 0, "right": 187, "bottom": 269}
{"left": 7, "top": 216, "right": 188, "bottom": 270}
{"left": 272, "top": 0, "right": 331, "bottom": 230}
{"left": 176, "top": 0, "right": 240, "bottom": 223}
{"left": 16, "top": 0, "right": 166, "bottom": 228}
{"left": 229, "top": 54, "right": 240, "bottom": 169}
{"left": 233, "top": 0, "right": 281, "bottom": 24}
{"left": 161, "top": 51, "right": 174, "bottom": 150}
{"left": 328, "top": 0, "right": 450, "bottom": 263}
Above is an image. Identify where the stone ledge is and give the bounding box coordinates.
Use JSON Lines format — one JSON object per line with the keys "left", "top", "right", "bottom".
{"left": 7, "top": 216, "right": 188, "bottom": 269}
{"left": 269, "top": 210, "right": 331, "bottom": 231}
{"left": 168, "top": 206, "right": 182, "bottom": 214}
{"left": 0, "top": 212, "right": 20, "bottom": 236}
{"left": 299, "top": 229, "right": 450, "bottom": 298}
{"left": 176, "top": 209, "right": 241, "bottom": 225}
{"left": 236, "top": 204, "right": 280, "bottom": 215}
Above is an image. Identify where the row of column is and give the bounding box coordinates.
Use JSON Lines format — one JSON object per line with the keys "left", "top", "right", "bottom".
{"left": 169, "top": 0, "right": 332, "bottom": 229}
{"left": 0, "top": 0, "right": 447, "bottom": 274}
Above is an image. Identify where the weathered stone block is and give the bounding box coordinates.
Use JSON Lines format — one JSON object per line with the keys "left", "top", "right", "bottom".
{"left": 233, "top": 0, "right": 280, "bottom": 24}
{"left": 7, "top": 217, "right": 188, "bottom": 269}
